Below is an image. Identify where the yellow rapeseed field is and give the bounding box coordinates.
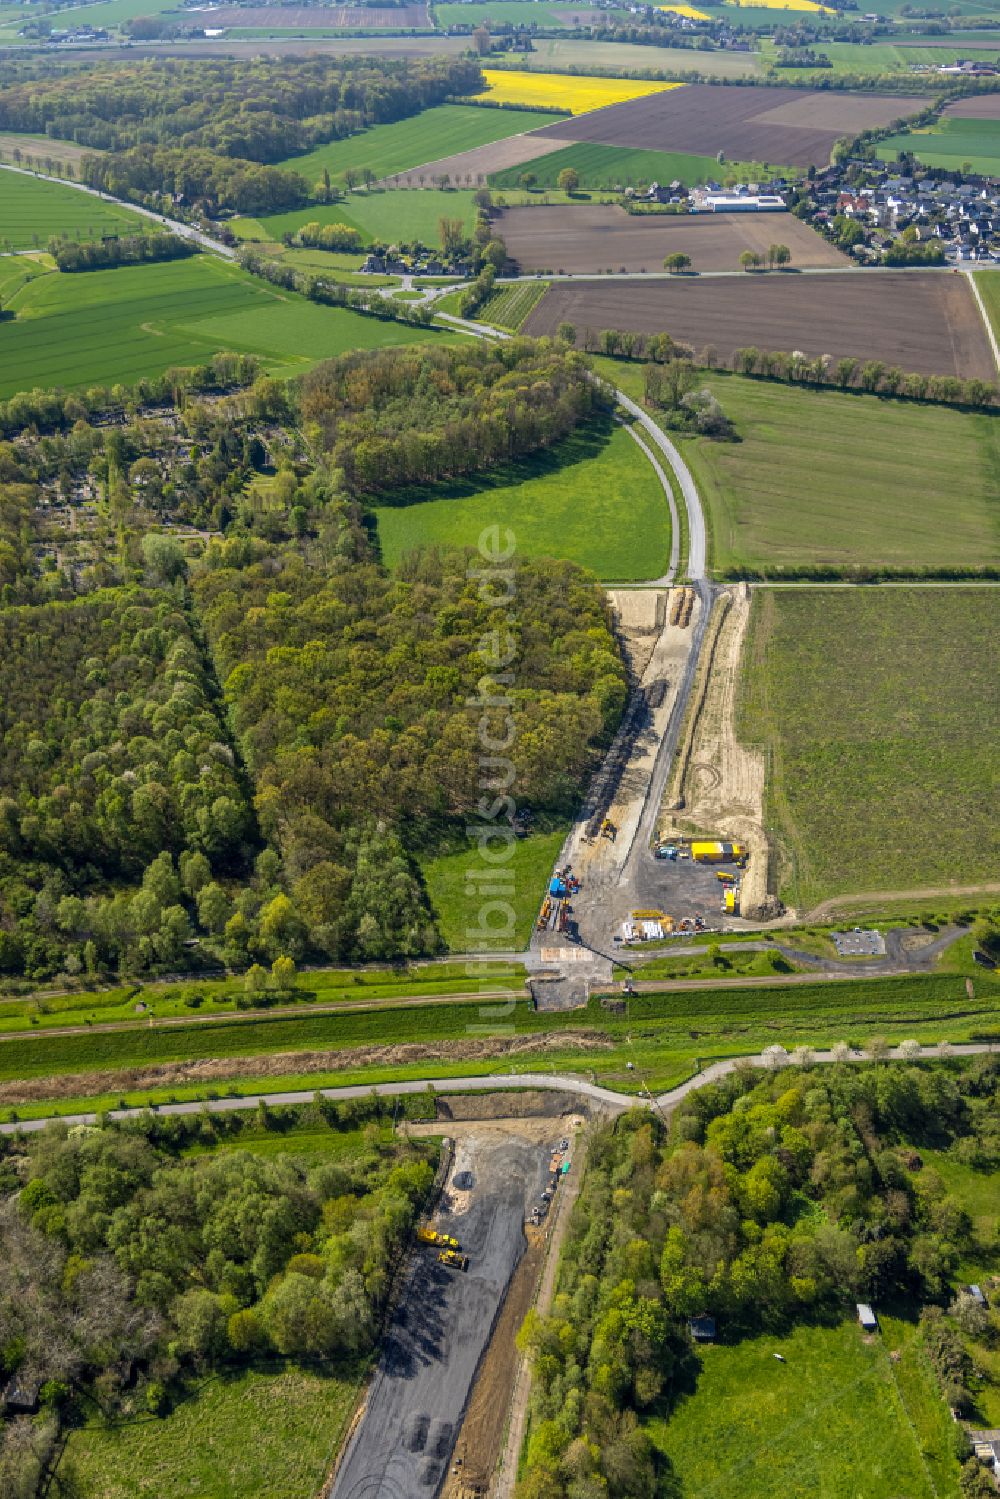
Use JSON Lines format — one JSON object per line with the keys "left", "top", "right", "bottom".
{"left": 471, "top": 70, "right": 684, "bottom": 115}
{"left": 657, "top": 3, "right": 710, "bottom": 16}
{"left": 726, "top": 0, "right": 832, "bottom": 11}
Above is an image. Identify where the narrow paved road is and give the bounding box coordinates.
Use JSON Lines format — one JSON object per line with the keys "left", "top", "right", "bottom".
{"left": 0, "top": 163, "right": 236, "bottom": 259}
{"left": 4, "top": 1043, "right": 996, "bottom": 1135}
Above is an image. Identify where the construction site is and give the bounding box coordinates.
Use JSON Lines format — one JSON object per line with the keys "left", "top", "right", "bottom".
{"left": 328, "top": 1100, "right": 589, "bottom": 1499}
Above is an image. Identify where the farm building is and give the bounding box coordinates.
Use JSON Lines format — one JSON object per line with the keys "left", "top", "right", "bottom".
{"left": 857, "top": 1304, "right": 879, "bottom": 1334}
{"left": 691, "top": 841, "right": 746, "bottom": 864}
{"left": 692, "top": 191, "right": 786, "bottom": 213}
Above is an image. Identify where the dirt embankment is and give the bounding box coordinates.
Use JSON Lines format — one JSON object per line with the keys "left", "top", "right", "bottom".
{"left": 0, "top": 1032, "right": 613, "bottom": 1107}
{"left": 660, "top": 585, "right": 775, "bottom": 920}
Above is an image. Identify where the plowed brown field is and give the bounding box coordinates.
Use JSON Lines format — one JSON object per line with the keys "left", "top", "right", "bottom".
{"left": 945, "top": 94, "right": 1000, "bottom": 119}
{"left": 528, "top": 83, "right": 925, "bottom": 168}
{"left": 497, "top": 203, "right": 847, "bottom": 273}
{"left": 522, "top": 270, "right": 995, "bottom": 380}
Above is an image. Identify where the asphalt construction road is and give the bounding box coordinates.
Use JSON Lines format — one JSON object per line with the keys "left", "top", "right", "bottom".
{"left": 329, "top": 1132, "right": 551, "bottom": 1499}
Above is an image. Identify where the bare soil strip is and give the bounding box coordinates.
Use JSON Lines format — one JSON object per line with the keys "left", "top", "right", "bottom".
{"left": 497, "top": 203, "right": 847, "bottom": 275}
{"left": 660, "top": 585, "right": 774, "bottom": 921}
{"left": 0, "top": 1031, "right": 613, "bottom": 1108}
{"left": 529, "top": 84, "right": 926, "bottom": 169}
{"left": 523, "top": 271, "right": 995, "bottom": 381}
{"left": 384, "top": 133, "right": 568, "bottom": 187}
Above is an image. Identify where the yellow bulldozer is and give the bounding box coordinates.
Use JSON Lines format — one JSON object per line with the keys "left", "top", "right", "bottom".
{"left": 438, "top": 1248, "right": 469, "bottom": 1272}
{"left": 417, "top": 1226, "right": 461, "bottom": 1250}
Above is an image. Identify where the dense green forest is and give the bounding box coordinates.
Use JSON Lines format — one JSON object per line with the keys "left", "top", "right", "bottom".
{"left": 299, "top": 341, "right": 596, "bottom": 494}
{"left": 0, "top": 55, "right": 482, "bottom": 215}
{"left": 0, "top": 341, "right": 624, "bottom": 980}
{"left": 0, "top": 1097, "right": 438, "bottom": 1496}
{"left": 516, "top": 1056, "right": 1000, "bottom": 1497}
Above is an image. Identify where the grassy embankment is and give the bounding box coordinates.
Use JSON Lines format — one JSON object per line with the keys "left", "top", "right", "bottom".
{"left": 2, "top": 970, "right": 998, "bottom": 1121}
{"left": 0, "top": 253, "right": 449, "bottom": 399}
{"left": 738, "top": 588, "right": 1000, "bottom": 910}
{"left": 593, "top": 358, "right": 1000, "bottom": 576}
{"left": 0, "top": 961, "right": 526, "bottom": 1035}
{"left": 374, "top": 415, "right": 671, "bottom": 581}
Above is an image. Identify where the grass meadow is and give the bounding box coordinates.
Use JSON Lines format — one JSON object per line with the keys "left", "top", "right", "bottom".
{"left": 737, "top": 588, "right": 1000, "bottom": 909}
{"left": 648, "top": 1320, "right": 951, "bottom": 1499}
{"left": 0, "top": 255, "right": 443, "bottom": 397}
{"left": 62, "top": 1365, "right": 357, "bottom": 1499}
{"left": 278, "top": 103, "right": 559, "bottom": 186}
{"left": 0, "top": 170, "right": 147, "bottom": 249}
{"left": 419, "top": 828, "right": 567, "bottom": 949}
{"left": 234, "top": 188, "right": 479, "bottom": 249}
{"left": 373, "top": 417, "right": 671, "bottom": 580}
{"left": 597, "top": 362, "right": 1000, "bottom": 575}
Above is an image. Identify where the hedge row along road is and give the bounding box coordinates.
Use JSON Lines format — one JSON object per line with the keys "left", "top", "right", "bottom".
{"left": 5, "top": 1043, "right": 997, "bottom": 1135}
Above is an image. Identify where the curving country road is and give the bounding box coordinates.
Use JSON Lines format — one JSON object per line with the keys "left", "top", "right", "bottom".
{"left": 4, "top": 1042, "right": 996, "bottom": 1136}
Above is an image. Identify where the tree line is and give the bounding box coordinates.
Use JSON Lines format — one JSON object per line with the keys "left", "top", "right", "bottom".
{"left": 516, "top": 1054, "right": 1000, "bottom": 1497}
{"left": 48, "top": 231, "right": 196, "bottom": 273}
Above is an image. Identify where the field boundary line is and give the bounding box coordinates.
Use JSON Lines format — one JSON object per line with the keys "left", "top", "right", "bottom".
{"left": 964, "top": 268, "right": 1000, "bottom": 375}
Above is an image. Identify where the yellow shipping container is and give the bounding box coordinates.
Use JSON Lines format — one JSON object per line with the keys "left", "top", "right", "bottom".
{"left": 691, "top": 841, "right": 746, "bottom": 863}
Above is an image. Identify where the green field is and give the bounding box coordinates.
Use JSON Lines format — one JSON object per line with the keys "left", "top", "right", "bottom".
{"left": 879, "top": 115, "right": 1000, "bottom": 175}
{"left": 648, "top": 1321, "right": 953, "bottom": 1499}
{"left": 491, "top": 141, "right": 779, "bottom": 191}
{"left": 0, "top": 255, "right": 442, "bottom": 398}
{"left": 738, "top": 588, "right": 1000, "bottom": 909}
{"left": 278, "top": 103, "right": 560, "bottom": 187}
{"left": 374, "top": 417, "right": 671, "bottom": 581}
{"left": 420, "top": 828, "right": 567, "bottom": 949}
{"left": 62, "top": 1365, "right": 356, "bottom": 1499}
{"left": 598, "top": 363, "right": 1000, "bottom": 575}
{"left": 477, "top": 278, "right": 548, "bottom": 328}
{"left": 234, "top": 189, "right": 479, "bottom": 250}
{"left": 39, "top": 0, "right": 183, "bottom": 25}
{"left": 0, "top": 170, "right": 147, "bottom": 250}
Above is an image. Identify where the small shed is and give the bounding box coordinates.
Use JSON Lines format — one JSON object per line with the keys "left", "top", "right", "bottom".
{"left": 857, "top": 1303, "right": 879, "bottom": 1334}
{"left": 688, "top": 1314, "right": 716, "bottom": 1343}
{"left": 966, "top": 1284, "right": 988, "bottom": 1308}
{"left": 3, "top": 1375, "right": 40, "bottom": 1414}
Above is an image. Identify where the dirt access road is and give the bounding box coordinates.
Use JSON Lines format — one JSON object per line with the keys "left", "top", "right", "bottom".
{"left": 328, "top": 1122, "right": 558, "bottom": 1499}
